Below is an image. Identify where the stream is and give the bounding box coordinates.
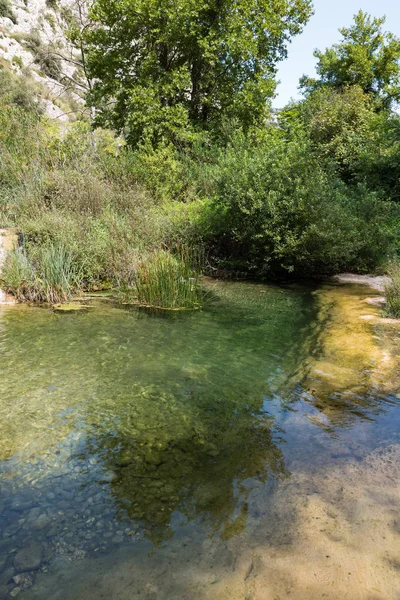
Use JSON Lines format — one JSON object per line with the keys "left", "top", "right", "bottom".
{"left": 0, "top": 279, "right": 399, "bottom": 599}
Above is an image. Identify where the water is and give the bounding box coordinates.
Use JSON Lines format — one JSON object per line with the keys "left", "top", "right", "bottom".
{"left": 0, "top": 280, "right": 399, "bottom": 599}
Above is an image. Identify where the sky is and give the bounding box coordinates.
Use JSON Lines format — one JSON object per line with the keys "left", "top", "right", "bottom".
{"left": 273, "top": 0, "right": 400, "bottom": 108}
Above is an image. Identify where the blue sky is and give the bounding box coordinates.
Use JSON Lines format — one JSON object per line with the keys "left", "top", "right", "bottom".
{"left": 273, "top": 0, "right": 400, "bottom": 107}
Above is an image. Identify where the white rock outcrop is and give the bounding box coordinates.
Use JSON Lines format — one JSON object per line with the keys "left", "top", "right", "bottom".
{"left": 0, "top": 0, "right": 84, "bottom": 120}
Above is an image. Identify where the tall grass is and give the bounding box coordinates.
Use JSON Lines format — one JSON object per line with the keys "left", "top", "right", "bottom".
{"left": 1, "top": 242, "right": 82, "bottom": 303}
{"left": 35, "top": 242, "right": 82, "bottom": 302}
{"left": 1, "top": 249, "right": 36, "bottom": 301}
{"left": 134, "top": 249, "right": 202, "bottom": 310}
{"left": 384, "top": 262, "right": 400, "bottom": 318}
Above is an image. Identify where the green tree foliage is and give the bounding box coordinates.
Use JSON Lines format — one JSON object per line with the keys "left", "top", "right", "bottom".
{"left": 357, "top": 111, "right": 400, "bottom": 203}
{"left": 196, "top": 128, "right": 395, "bottom": 276}
{"left": 300, "top": 11, "right": 400, "bottom": 109}
{"left": 84, "top": 0, "right": 312, "bottom": 145}
{"left": 285, "top": 86, "right": 378, "bottom": 181}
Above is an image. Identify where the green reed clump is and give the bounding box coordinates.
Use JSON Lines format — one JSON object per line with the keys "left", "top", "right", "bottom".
{"left": 35, "top": 242, "right": 82, "bottom": 303}
{"left": 1, "top": 248, "right": 36, "bottom": 301}
{"left": 384, "top": 262, "right": 400, "bottom": 318}
{"left": 1, "top": 242, "right": 82, "bottom": 303}
{"left": 134, "top": 249, "right": 202, "bottom": 309}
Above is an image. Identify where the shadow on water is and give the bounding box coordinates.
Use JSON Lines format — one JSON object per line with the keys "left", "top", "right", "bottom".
{"left": 0, "top": 279, "right": 399, "bottom": 598}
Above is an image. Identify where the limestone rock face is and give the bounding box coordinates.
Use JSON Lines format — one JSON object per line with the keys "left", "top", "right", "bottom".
{"left": 0, "top": 0, "right": 84, "bottom": 119}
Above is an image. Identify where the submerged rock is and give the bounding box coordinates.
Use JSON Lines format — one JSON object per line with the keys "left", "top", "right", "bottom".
{"left": 0, "top": 554, "right": 7, "bottom": 571}
{"left": 14, "top": 543, "right": 43, "bottom": 573}
{"left": 31, "top": 514, "right": 51, "bottom": 531}
{"left": 53, "top": 303, "right": 93, "bottom": 313}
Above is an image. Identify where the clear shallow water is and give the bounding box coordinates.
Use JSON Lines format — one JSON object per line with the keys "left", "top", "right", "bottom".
{"left": 0, "top": 280, "right": 399, "bottom": 599}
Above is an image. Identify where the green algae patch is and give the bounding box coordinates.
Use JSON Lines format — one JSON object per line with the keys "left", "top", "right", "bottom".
{"left": 52, "top": 303, "right": 94, "bottom": 313}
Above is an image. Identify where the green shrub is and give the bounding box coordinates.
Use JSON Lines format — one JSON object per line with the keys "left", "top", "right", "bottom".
{"left": 35, "top": 47, "right": 62, "bottom": 80}
{"left": 12, "top": 56, "right": 23, "bottom": 69}
{"left": 198, "top": 128, "right": 397, "bottom": 277}
{"left": 384, "top": 262, "right": 400, "bottom": 318}
{"left": 23, "top": 31, "right": 43, "bottom": 53}
{"left": 0, "top": 103, "right": 43, "bottom": 194}
{"left": 0, "top": 69, "right": 43, "bottom": 115}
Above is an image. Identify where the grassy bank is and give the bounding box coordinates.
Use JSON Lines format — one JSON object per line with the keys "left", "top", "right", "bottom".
{"left": 0, "top": 68, "right": 399, "bottom": 308}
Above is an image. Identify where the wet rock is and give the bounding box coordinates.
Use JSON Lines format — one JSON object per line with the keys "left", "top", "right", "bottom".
{"left": 2, "top": 523, "right": 20, "bottom": 538}
{"left": 101, "top": 471, "right": 119, "bottom": 483}
{"left": 118, "top": 451, "right": 135, "bottom": 467}
{"left": 46, "top": 525, "right": 60, "bottom": 538}
{"left": 61, "top": 491, "right": 74, "bottom": 501}
{"left": 111, "top": 535, "right": 123, "bottom": 544}
{"left": 206, "top": 444, "right": 220, "bottom": 457}
{"left": 12, "top": 573, "right": 33, "bottom": 589}
{"left": 31, "top": 514, "right": 52, "bottom": 531}
{"left": 0, "top": 567, "right": 15, "bottom": 586}
{"left": 0, "top": 585, "right": 11, "bottom": 599}
{"left": 144, "top": 453, "right": 163, "bottom": 466}
{"left": 27, "top": 508, "right": 41, "bottom": 522}
{"left": 0, "top": 555, "right": 6, "bottom": 572}
{"left": 51, "top": 467, "right": 70, "bottom": 478}
{"left": 10, "top": 500, "right": 34, "bottom": 513}
{"left": 14, "top": 543, "right": 43, "bottom": 573}
{"left": 42, "top": 544, "right": 54, "bottom": 564}
{"left": 51, "top": 556, "right": 70, "bottom": 572}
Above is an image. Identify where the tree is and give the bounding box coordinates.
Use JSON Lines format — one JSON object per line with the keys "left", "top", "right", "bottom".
{"left": 84, "top": 0, "right": 312, "bottom": 146}
{"left": 300, "top": 11, "right": 400, "bottom": 109}
{"left": 289, "top": 85, "right": 378, "bottom": 181}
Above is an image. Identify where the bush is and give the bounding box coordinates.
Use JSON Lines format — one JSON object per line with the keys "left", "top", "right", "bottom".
{"left": 384, "top": 262, "right": 400, "bottom": 318}
{"left": 35, "top": 47, "right": 62, "bottom": 80}
{"left": 197, "top": 128, "right": 397, "bottom": 277}
{"left": 0, "top": 69, "right": 43, "bottom": 115}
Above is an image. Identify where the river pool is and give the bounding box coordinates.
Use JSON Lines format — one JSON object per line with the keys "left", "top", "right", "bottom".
{"left": 0, "top": 279, "right": 399, "bottom": 599}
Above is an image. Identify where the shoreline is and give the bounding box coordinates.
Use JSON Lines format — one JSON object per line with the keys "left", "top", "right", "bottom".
{"left": 333, "top": 272, "right": 390, "bottom": 292}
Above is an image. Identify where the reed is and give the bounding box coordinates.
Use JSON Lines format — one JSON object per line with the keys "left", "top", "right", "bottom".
{"left": 1, "top": 248, "right": 36, "bottom": 301}
{"left": 384, "top": 262, "right": 400, "bottom": 318}
{"left": 134, "top": 248, "right": 202, "bottom": 310}
{"left": 1, "top": 242, "right": 82, "bottom": 303}
{"left": 35, "top": 242, "right": 82, "bottom": 303}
